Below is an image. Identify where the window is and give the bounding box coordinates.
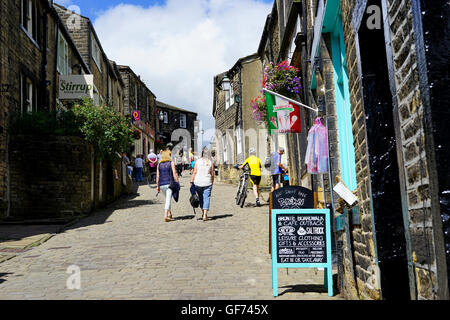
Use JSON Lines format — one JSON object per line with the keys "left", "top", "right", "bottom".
{"left": 288, "top": 15, "right": 302, "bottom": 64}
{"left": 230, "top": 84, "right": 235, "bottom": 107}
{"left": 225, "top": 90, "right": 230, "bottom": 110}
{"left": 146, "top": 96, "right": 149, "bottom": 122}
{"left": 134, "top": 84, "right": 138, "bottom": 108}
{"left": 180, "top": 114, "right": 186, "bottom": 128}
{"left": 222, "top": 134, "right": 228, "bottom": 163}
{"left": 93, "top": 85, "right": 99, "bottom": 106}
{"left": 163, "top": 112, "right": 168, "bottom": 124}
{"left": 236, "top": 126, "right": 243, "bottom": 155}
{"left": 91, "top": 36, "right": 102, "bottom": 72}
{"left": 21, "top": 0, "right": 40, "bottom": 44}
{"left": 57, "top": 30, "right": 69, "bottom": 75}
{"left": 21, "top": 75, "right": 36, "bottom": 114}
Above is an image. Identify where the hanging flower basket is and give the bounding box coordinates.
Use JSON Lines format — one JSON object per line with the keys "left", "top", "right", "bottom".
{"left": 263, "top": 61, "right": 302, "bottom": 98}
{"left": 250, "top": 96, "right": 267, "bottom": 124}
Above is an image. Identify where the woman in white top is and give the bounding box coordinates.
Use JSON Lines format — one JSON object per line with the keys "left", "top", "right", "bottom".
{"left": 190, "top": 148, "right": 214, "bottom": 221}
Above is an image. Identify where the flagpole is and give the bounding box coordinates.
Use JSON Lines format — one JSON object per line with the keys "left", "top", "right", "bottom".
{"left": 262, "top": 88, "right": 319, "bottom": 113}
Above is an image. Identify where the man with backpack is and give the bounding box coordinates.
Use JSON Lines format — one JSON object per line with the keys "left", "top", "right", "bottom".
{"left": 265, "top": 147, "right": 288, "bottom": 192}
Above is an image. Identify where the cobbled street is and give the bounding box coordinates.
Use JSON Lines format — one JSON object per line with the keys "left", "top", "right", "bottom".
{"left": 0, "top": 173, "right": 340, "bottom": 300}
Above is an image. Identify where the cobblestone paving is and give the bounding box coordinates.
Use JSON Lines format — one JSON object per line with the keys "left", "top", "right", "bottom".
{"left": 0, "top": 173, "right": 341, "bottom": 300}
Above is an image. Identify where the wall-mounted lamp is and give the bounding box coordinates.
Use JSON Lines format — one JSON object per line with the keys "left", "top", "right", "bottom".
{"left": 220, "top": 76, "right": 231, "bottom": 91}
{"left": 158, "top": 110, "right": 164, "bottom": 121}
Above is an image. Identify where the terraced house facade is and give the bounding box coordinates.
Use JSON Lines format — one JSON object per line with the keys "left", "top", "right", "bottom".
{"left": 263, "top": 0, "right": 449, "bottom": 300}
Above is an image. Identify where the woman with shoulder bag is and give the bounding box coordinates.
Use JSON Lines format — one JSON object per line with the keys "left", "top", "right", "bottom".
{"left": 190, "top": 148, "right": 214, "bottom": 221}
{"left": 156, "top": 148, "right": 179, "bottom": 222}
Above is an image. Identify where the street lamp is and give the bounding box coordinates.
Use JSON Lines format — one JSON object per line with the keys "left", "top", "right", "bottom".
{"left": 158, "top": 110, "right": 164, "bottom": 121}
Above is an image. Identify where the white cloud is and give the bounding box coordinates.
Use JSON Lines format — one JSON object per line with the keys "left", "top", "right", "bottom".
{"left": 93, "top": 0, "right": 272, "bottom": 137}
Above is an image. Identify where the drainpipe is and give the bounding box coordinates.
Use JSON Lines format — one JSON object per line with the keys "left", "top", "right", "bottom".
{"left": 41, "top": 7, "right": 48, "bottom": 111}
{"left": 53, "top": 20, "right": 59, "bottom": 111}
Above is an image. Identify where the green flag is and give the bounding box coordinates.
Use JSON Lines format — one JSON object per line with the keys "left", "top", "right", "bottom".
{"left": 265, "top": 91, "right": 278, "bottom": 135}
{"left": 265, "top": 91, "right": 302, "bottom": 135}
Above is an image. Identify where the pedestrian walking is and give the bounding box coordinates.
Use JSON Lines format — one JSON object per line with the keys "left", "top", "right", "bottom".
{"left": 174, "top": 148, "right": 184, "bottom": 177}
{"left": 134, "top": 155, "right": 144, "bottom": 182}
{"left": 190, "top": 148, "right": 214, "bottom": 221}
{"left": 156, "top": 148, "right": 179, "bottom": 222}
{"left": 271, "top": 147, "right": 288, "bottom": 192}
{"left": 239, "top": 147, "right": 263, "bottom": 206}
{"left": 147, "top": 149, "right": 158, "bottom": 183}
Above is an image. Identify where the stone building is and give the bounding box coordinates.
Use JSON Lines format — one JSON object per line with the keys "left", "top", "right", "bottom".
{"left": 213, "top": 54, "right": 269, "bottom": 184}
{"left": 0, "top": 0, "right": 91, "bottom": 219}
{"left": 155, "top": 100, "right": 197, "bottom": 153}
{"left": 54, "top": 4, "right": 124, "bottom": 108}
{"left": 269, "top": 0, "right": 449, "bottom": 300}
{"left": 117, "top": 65, "right": 157, "bottom": 158}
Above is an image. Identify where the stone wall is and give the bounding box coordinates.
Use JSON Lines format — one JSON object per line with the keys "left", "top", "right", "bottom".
{"left": 340, "top": 0, "right": 383, "bottom": 301}
{"left": 8, "top": 135, "right": 130, "bottom": 220}
{"left": 386, "top": 0, "right": 448, "bottom": 300}
{"left": 9, "top": 135, "right": 93, "bottom": 219}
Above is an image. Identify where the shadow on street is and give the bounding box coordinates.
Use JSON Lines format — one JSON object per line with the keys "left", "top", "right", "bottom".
{"left": 277, "top": 274, "right": 339, "bottom": 297}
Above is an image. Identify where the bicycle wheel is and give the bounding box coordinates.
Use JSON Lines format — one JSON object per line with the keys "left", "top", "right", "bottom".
{"left": 235, "top": 178, "right": 243, "bottom": 205}
{"left": 239, "top": 180, "right": 248, "bottom": 208}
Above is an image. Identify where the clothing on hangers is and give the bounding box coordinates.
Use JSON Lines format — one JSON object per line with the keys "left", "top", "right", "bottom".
{"left": 305, "top": 117, "right": 329, "bottom": 174}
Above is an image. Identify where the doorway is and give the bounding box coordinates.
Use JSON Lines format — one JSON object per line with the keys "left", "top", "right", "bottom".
{"left": 357, "top": 0, "right": 410, "bottom": 300}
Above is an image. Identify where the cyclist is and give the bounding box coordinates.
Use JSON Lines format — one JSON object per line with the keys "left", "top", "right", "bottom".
{"left": 239, "top": 147, "right": 262, "bottom": 207}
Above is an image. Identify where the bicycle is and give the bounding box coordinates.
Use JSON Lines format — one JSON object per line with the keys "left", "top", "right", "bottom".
{"left": 234, "top": 163, "right": 251, "bottom": 208}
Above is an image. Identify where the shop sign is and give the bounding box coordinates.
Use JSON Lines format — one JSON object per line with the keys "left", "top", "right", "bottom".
{"left": 132, "top": 110, "right": 140, "bottom": 121}
{"left": 271, "top": 208, "right": 333, "bottom": 297}
{"left": 265, "top": 93, "right": 301, "bottom": 134}
{"left": 333, "top": 182, "right": 357, "bottom": 206}
{"left": 59, "top": 75, "right": 94, "bottom": 100}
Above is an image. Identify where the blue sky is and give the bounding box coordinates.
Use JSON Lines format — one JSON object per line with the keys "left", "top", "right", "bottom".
{"left": 55, "top": 0, "right": 167, "bottom": 19}
{"left": 55, "top": 0, "right": 274, "bottom": 143}
{"left": 55, "top": 0, "right": 274, "bottom": 20}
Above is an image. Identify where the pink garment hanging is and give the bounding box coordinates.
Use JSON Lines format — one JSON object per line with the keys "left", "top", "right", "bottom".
{"left": 305, "top": 117, "right": 329, "bottom": 174}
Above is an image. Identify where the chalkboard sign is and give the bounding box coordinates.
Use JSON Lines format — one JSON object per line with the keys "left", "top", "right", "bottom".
{"left": 272, "top": 186, "right": 314, "bottom": 209}
{"left": 276, "top": 213, "right": 327, "bottom": 264}
{"left": 271, "top": 209, "right": 333, "bottom": 297}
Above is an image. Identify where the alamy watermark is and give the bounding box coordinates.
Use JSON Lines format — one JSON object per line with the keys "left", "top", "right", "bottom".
{"left": 66, "top": 265, "right": 81, "bottom": 290}
{"left": 366, "top": 5, "right": 382, "bottom": 30}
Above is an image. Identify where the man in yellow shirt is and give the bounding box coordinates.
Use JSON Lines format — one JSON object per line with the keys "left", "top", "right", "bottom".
{"left": 239, "top": 147, "right": 262, "bottom": 206}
